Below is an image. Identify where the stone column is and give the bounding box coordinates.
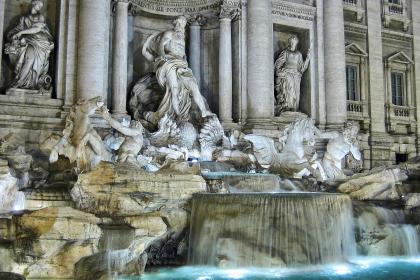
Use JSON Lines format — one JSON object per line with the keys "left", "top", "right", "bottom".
{"left": 366, "top": 0, "right": 391, "bottom": 167}
{"left": 246, "top": 0, "right": 274, "bottom": 127}
{"left": 218, "top": 6, "right": 235, "bottom": 126}
{"left": 111, "top": 0, "right": 129, "bottom": 117}
{"left": 315, "top": 0, "right": 326, "bottom": 127}
{"left": 323, "top": 0, "right": 347, "bottom": 129}
{"left": 188, "top": 15, "right": 203, "bottom": 88}
{"left": 0, "top": 0, "right": 5, "bottom": 83}
{"left": 55, "top": 0, "right": 68, "bottom": 100}
{"left": 77, "top": 0, "right": 111, "bottom": 101}
{"left": 232, "top": 9, "right": 244, "bottom": 123}
{"left": 414, "top": 0, "right": 420, "bottom": 155}
{"left": 406, "top": 67, "right": 412, "bottom": 107}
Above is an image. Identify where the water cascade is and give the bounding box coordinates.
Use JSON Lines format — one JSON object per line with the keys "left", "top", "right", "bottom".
{"left": 189, "top": 193, "right": 357, "bottom": 267}
{"left": 353, "top": 202, "right": 420, "bottom": 256}
{"left": 202, "top": 172, "right": 301, "bottom": 193}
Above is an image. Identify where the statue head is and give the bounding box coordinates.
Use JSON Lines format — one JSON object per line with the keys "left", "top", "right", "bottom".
{"left": 76, "top": 96, "right": 104, "bottom": 115}
{"left": 343, "top": 121, "right": 359, "bottom": 144}
{"left": 280, "top": 117, "right": 318, "bottom": 147}
{"left": 173, "top": 16, "right": 188, "bottom": 32}
{"left": 288, "top": 35, "right": 299, "bottom": 52}
{"left": 130, "top": 120, "right": 144, "bottom": 131}
{"left": 31, "top": 0, "right": 44, "bottom": 14}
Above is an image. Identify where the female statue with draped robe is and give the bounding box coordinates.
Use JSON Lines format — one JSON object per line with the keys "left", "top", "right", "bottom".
{"left": 4, "top": 0, "right": 54, "bottom": 91}
{"left": 275, "top": 35, "right": 310, "bottom": 114}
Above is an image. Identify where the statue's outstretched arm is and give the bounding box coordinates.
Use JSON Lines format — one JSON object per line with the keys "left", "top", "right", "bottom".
{"left": 350, "top": 144, "right": 362, "bottom": 161}
{"left": 14, "top": 22, "right": 45, "bottom": 38}
{"left": 100, "top": 107, "right": 142, "bottom": 137}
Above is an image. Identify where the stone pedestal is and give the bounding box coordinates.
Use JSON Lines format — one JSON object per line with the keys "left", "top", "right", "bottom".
{"left": 6, "top": 88, "right": 51, "bottom": 99}
{"left": 112, "top": 0, "right": 129, "bottom": 117}
{"left": 246, "top": 0, "right": 274, "bottom": 129}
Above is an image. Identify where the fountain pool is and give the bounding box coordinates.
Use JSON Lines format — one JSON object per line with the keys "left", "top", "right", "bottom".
{"left": 121, "top": 257, "right": 420, "bottom": 280}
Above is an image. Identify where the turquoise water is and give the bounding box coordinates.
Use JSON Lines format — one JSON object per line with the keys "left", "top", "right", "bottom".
{"left": 121, "top": 257, "right": 420, "bottom": 280}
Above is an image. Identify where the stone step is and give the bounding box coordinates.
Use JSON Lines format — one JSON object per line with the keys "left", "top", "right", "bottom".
{"left": 0, "top": 95, "right": 63, "bottom": 118}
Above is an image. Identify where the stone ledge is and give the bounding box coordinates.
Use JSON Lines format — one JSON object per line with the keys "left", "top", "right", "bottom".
{"left": 71, "top": 162, "right": 207, "bottom": 217}
{"left": 0, "top": 94, "right": 63, "bottom": 107}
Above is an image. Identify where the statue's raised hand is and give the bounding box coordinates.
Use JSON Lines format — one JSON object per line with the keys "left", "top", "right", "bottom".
{"left": 49, "top": 148, "right": 59, "bottom": 163}
{"left": 12, "top": 32, "right": 22, "bottom": 40}
{"left": 98, "top": 105, "right": 109, "bottom": 116}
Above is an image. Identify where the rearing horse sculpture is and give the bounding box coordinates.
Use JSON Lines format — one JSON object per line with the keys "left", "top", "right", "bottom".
{"left": 49, "top": 96, "right": 111, "bottom": 171}
{"left": 245, "top": 117, "right": 324, "bottom": 178}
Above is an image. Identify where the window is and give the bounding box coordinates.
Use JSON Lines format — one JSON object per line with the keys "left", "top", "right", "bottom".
{"left": 395, "top": 153, "right": 408, "bottom": 164}
{"left": 388, "top": 0, "right": 401, "bottom": 5}
{"left": 346, "top": 65, "right": 358, "bottom": 101}
{"left": 391, "top": 72, "right": 404, "bottom": 106}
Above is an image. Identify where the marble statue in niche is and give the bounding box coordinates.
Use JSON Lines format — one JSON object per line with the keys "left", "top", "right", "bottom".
{"left": 275, "top": 35, "right": 310, "bottom": 115}
{"left": 4, "top": 0, "right": 54, "bottom": 94}
{"left": 141, "top": 16, "right": 214, "bottom": 127}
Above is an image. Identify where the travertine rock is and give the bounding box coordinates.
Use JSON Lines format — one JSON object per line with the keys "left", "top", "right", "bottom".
{"left": 11, "top": 207, "right": 102, "bottom": 279}
{"left": 70, "top": 162, "right": 206, "bottom": 278}
{"left": 404, "top": 193, "right": 420, "bottom": 210}
{"left": 71, "top": 162, "right": 206, "bottom": 216}
{"left": 338, "top": 168, "right": 407, "bottom": 200}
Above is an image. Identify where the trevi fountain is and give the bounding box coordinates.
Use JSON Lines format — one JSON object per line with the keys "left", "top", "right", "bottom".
{"left": 1, "top": 0, "right": 420, "bottom": 279}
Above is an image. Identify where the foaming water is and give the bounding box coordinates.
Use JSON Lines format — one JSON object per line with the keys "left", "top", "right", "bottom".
{"left": 354, "top": 203, "right": 419, "bottom": 256}
{"left": 120, "top": 257, "right": 420, "bottom": 280}
{"left": 188, "top": 193, "right": 356, "bottom": 267}
{"left": 202, "top": 172, "right": 301, "bottom": 193}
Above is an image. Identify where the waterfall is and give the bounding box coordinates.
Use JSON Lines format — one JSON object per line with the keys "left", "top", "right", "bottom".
{"left": 188, "top": 193, "right": 356, "bottom": 267}
{"left": 202, "top": 172, "right": 301, "bottom": 193}
{"left": 354, "top": 203, "right": 419, "bottom": 256}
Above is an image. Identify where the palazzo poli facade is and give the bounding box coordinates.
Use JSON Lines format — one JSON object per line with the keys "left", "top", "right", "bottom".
{"left": 0, "top": 0, "right": 419, "bottom": 169}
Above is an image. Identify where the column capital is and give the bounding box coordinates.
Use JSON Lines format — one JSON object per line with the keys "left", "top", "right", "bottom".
{"left": 111, "top": 0, "right": 130, "bottom": 15}
{"left": 219, "top": 3, "right": 241, "bottom": 21}
{"left": 188, "top": 14, "right": 206, "bottom": 26}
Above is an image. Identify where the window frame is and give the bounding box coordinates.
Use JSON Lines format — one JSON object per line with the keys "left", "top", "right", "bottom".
{"left": 346, "top": 64, "right": 359, "bottom": 101}
{"left": 391, "top": 71, "right": 405, "bottom": 106}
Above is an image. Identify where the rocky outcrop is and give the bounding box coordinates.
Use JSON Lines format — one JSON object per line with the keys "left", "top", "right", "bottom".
{"left": 71, "top": 162, "right": 206, "bottom": 279}
{"left": 337, "top": 168, "right": 407, "bottom": 200}
{"left": 4, "top": 207, "right": 102, "bottom": 279}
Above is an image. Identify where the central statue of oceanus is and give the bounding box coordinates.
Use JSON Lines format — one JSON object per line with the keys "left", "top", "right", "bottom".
{"left": 140, "top": 16, "right": 214, "bottom": 126}
{"left": 129, "top": 16, "right": 223, "bottom": 161}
